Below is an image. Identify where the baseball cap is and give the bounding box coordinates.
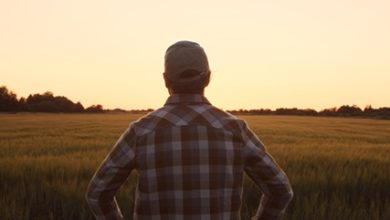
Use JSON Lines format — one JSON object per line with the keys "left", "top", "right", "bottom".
{"left": 164, "top": 41, "right": 210, "bottom": 85}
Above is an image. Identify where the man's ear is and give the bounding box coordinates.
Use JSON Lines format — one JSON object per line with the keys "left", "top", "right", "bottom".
{"left": 163, "top": 73, "right": 170, "bottom": 89}
{"left": 204, "top": 71, "right": 211, "bottom": 87}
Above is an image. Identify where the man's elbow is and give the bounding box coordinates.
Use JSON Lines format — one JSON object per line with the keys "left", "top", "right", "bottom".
{"left": 85, "top": 184, "right": 98, "bottom": 207}
{"left": 279, "top": 184, "right": 294, "bottom": 207}
{"left": 280, "top": 181, "right": 293, "bottom": 202}
{"left": 284, "top": 187, "right": 294, "bottom": 204}
{"left": 268, "top": 183, "right": 293, "bottom": 207}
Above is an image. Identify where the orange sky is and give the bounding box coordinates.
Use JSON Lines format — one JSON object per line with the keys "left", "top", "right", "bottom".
{"left": 1, "top": 0, "right": 389, "bottom": 110}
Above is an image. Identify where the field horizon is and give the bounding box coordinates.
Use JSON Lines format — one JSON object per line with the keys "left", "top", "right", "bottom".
{"left": 0, "top": 113, "right": 389, "bottom": 219}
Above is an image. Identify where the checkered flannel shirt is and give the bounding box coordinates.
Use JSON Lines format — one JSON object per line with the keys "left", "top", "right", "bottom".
{"left": 86, "top": 94, "right": 293, "bottom": 220}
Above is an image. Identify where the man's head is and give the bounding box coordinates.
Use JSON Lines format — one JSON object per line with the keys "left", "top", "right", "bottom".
{"left": 163, "top": 41, "right": 210, "bottom": 94}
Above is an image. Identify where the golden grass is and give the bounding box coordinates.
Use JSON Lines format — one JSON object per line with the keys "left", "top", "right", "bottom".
{"left": 0, "top": 113, "right": 389, "bottom": 219}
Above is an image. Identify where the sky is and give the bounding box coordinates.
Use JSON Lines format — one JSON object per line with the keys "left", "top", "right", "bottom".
{"left": 1, "top": 0, "right": 389, "bottom": 111}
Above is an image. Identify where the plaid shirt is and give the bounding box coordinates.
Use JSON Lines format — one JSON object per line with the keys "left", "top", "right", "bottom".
{"left": 86, "top": 94, "right": 293, "bottom": 220}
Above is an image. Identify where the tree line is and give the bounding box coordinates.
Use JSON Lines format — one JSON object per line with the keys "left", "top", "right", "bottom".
{"left": 228, "top": 105, "right": 390, "bottom": 119}
{"left": 1, "top": 86, "right": 389, "bottom": 119}
{"left": 0, "top": 86, "right": 103, "bottom": 113}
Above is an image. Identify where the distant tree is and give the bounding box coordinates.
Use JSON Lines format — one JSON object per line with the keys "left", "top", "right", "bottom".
{"left": 26, "top": 92, "right": 56, "bottom": 112}
{"left": 363, "top": 105, "right": 375, "bottom": 117}
{"left": 25, "top": 91, "right": 88, "bottom": 112}
{"left": 129, "top": 109, "right": 154, "bottom": 114}
{"left": 108, "top": 108, "right": 127, "bottom": 113}
{"left": 337, "top": 105, "right": 362, "bottom": 116}
{"left": 377, "top": 107, "right": 390, "bottom": 119}
{"left": 0, "top": 86, "right": 20, "bottom": 112}
{"left": 363, "top": 105, "right": 390, "bottom": 119}
{"left": 18, "top": 97, "right": 27, "bottom": 111}
{"left": 43, "top": 91, "right": 54, "bottom": 97}
{"left": 0, "top": 86, "right": 104, "bottom": 113}
{"left": 275, "top": 108, "right": 316, "bottom": 116}
{"left": 319, "top": 107, "right": 337, "bottom": 116}
{"left": 241, "top": 108, "right": 273, "bottom": 115}
{"left": 53, "top": 96, "right": 79, "bottom": 112}
{"left": 86, "top": 104, "right": 104, "bottom": 113}
{"left": 72, "top": 102, "right": 85, "bottom": 112}
{"left": 302, "top": 109, "right": 317, "bottom": 116}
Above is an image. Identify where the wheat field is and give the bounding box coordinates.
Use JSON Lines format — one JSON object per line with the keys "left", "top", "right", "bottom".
{"left": 0, "top": 113, "right": 389, "bottom": 220}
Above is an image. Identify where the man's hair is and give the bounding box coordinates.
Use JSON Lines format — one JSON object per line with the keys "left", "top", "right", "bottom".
{"left": 165, "top": 69, "right": 210, "bottom": 94}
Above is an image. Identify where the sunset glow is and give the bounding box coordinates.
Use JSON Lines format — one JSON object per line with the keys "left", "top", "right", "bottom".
{"left": 1, "top": 0, "right": 389, "bottom": 110}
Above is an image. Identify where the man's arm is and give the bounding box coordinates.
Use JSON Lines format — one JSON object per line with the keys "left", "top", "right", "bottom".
{"left": 240, "top": 121, "right": 293, "bottom": 220}
{"left": 85, "top": 126, "right": 136, "bottom": 220}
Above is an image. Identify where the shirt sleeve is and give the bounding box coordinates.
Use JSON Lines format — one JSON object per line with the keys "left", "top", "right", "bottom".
{"left": 85, "top": 125, "right": 137, "bottom": 220}
{"left": 240, "top": 121, "right": 293, "bottom": 220}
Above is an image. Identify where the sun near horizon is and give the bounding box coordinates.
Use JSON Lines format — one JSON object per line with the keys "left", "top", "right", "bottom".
{"left": 1, "top": 0, "right": 389, "bottom": 111}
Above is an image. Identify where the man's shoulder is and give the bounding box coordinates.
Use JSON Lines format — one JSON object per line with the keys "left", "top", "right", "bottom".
{"left": 129, "top": 104, "right": 245, "bottom": 136}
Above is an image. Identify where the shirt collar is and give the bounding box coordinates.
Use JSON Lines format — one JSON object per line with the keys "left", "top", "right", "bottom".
{"left": 164, "top": 94, "right": 211, "bottom": 105}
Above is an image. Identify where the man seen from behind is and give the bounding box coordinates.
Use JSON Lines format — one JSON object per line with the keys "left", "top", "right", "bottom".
{"left": 86, "top": 40, "right": 293, "bottom": 220}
